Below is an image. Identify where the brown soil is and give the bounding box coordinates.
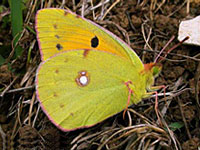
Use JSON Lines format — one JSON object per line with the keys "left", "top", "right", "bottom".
{"left": 0, "top": 0, "right": 200, "bottom": 150}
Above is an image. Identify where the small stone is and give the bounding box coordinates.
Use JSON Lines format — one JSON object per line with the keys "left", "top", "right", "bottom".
{"left": 178, "top": 15, "right": 200, "bottom": 46}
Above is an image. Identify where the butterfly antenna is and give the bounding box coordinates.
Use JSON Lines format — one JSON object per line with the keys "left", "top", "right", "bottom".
{"left": 154, "top": 36, "right": 189, "bottom": 63}
{"left": 154, "top": 36, "right": 175, "bottom": 63}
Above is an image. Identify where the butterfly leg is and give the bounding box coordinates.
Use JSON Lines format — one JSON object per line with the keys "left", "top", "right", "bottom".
{"left": 148, "top": 85, "right": 166, "bottom": 125}
{"left": 150, "top": 85, "right": 166, "bottom": 92}
{"left": 123, "top": 81, "right": 134, "bottom": 119}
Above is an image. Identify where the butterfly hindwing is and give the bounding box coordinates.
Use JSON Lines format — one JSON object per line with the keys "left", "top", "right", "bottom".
{"left": 36, "top": 49, "right": 146, "bottom": 131}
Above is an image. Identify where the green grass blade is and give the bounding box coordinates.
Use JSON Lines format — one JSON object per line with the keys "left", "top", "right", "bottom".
{"left": 10, "top": 0, "right": 23, "bottom": 57}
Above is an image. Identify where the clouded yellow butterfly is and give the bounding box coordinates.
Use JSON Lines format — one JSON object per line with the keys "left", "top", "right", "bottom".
{"left": 35, "top": 8, "right": 161, "bottom": 131}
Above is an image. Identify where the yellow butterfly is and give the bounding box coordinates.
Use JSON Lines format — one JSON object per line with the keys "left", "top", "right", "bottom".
{"left": 35, "top": 8, "right": 161, "bottom": 131}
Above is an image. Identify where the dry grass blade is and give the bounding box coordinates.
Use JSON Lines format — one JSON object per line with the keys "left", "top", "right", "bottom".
{"left": 0, "top": 125, "right": 6, "bottom": 150}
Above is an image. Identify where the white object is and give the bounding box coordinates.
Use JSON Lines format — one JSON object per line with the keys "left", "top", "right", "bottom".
{"left": 178, "top": 15, "right": 200, "bottom": 46}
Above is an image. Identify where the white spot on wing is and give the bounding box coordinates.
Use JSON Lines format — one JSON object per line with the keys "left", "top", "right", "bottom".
{"left": 79, "top": 76, "right": 88, "bottom": 85}
{"left": 76, "top": 70, "right": 90, "bottom": 87}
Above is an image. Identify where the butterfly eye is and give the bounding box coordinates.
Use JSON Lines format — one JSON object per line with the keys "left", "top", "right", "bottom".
{"left": 152, "top": 65, "right": 162, "bottom": 77}
{"left": 75, "top": 71, "right": 90, "bottom": 87}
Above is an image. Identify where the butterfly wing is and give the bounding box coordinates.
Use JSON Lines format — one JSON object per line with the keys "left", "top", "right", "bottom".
{"left": 36, "top": 50, "right": 146, "bottom": 131}
{"left": 35, "top": 8, "right": 143, "bottom": 68}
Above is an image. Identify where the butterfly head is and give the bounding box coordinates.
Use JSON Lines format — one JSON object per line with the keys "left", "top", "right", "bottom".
{"left": 143, "top": 63, "right": 162, "bottom": 90}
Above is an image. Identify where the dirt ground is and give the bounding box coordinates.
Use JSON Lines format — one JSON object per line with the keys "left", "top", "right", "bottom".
{"left": 0, "top": 0, "right": 200, "bottom": 150}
